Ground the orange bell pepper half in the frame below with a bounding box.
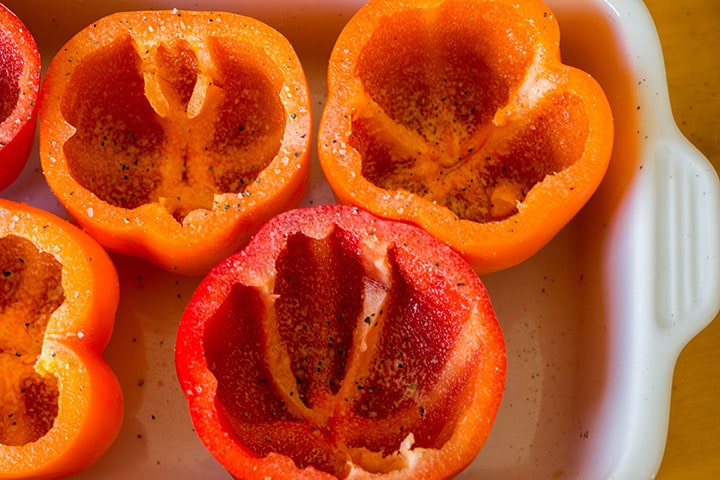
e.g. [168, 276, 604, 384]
[39, 10, 311, 276]
[0, 3, 40, 191]
[0, 199, 122, 480]
[319, 0, 614, 274]
[176, 204, 506, 480]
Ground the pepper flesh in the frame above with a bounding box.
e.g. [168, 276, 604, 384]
[176, 205, 506, 480]
[39, 10, 311, 275]
[0, 199, 122, 480]
[318, 0, 614, 273]
[0, 3, 40, 191]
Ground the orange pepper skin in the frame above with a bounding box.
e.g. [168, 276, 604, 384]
[318, 0, 614, 274]
[39, 10, 311, 276]
[0, 199, 122, 480]
[0, 3, 40, 192]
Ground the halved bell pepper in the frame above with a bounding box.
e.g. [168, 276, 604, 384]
[0, 3, 40, 191]
[176, 204, 506, 480]
[318, 0, 614, 274]
[0, 199, 122, 480]
[39, 10, 311, 275]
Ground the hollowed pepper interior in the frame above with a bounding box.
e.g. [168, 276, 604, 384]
[348, 2, 590, 222]
[204, 226, 479, 477]
[0, 29, 23, 127]
[0, 235, 62, 446]
[61, 34, 286, 223]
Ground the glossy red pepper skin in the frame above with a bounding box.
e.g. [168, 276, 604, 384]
[176, 204, 506, 480]
[0, 3, 40, 191]
[0, 199, 123, 480]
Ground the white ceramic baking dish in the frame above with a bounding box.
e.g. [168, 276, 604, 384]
[2, 0, 718, 479]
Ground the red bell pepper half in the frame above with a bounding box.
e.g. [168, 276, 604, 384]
[176, 204, 506, 480]
[0, 3, 40, 191]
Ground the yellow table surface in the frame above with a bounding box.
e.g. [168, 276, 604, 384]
[644, 0, 720, 478]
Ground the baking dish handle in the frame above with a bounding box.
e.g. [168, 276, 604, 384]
[652, 130, 720, 345]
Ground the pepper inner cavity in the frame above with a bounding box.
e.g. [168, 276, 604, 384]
[205, 227, 470, 477]
[350, 2, 588, 223]
[0, 235, 62, 446]
[0, 29, 23, 125]
[61, 34, 285, 223]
